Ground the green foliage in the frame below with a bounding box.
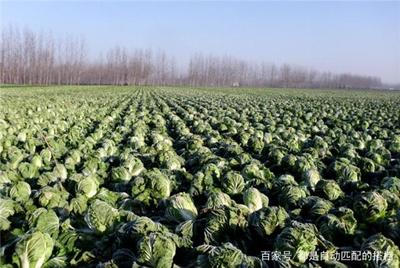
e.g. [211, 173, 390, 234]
[13, 231, 54, 268]
[75, 175, 99, 198]
[29, 208, 60, 238]
[1, 86, 399, 267]
[165, 192, 198, 222]
[131, 169, 173, 206]
[10, 181, 31, 202]
[274, 221, 318, 264]
[353, 191, 388, 223]
[221, 171, 245, 195]
[135, 233, 176, 268]
[249, 206, 289, 237]
[84, 199, 119, 233]
[197, 243, 264, 268]
[242, 187, 269, 212]
[317, 207, 357, 242]
[0, 198, 16, 230]
[361, 234, 400, 268]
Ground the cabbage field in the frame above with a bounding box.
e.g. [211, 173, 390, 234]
[0, 86, 400, 268]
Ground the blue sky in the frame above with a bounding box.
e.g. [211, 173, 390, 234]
[1, 1, 399, 83]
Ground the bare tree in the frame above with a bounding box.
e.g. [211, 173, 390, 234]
[0, 25, 383, 89]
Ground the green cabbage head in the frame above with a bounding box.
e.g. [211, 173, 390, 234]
[242, 187, 269, 212]
[136, 233, 176, 268]
[14, 231, 54, 268]
[354, 191, 388, 223]
[274, 221, 318, 264]
[205, 192, 232, 209]
[10, 181, 31, 202]
[84, 199, 119, 233]
[165, 192, 198, 223]
[76, 175, 99, 198]
[221, 171, 245, 195]
[317, 207, 357, 242]
[249, 206, 289, 237]
[361, 234, 400, 268]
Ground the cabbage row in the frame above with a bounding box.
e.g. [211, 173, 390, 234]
[0, 86, 400, 268]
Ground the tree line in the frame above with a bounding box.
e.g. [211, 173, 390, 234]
[1, 26, 382, 89]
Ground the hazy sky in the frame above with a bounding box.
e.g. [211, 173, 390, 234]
[1, 1, 399, 83]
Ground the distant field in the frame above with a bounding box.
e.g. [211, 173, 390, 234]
[1, 86, 400, 267]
